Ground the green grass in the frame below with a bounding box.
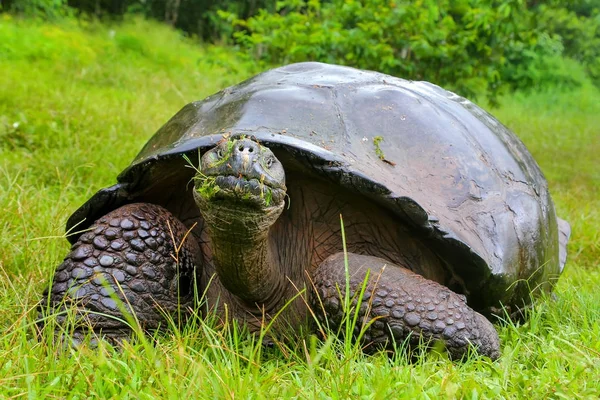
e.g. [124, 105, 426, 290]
[1, 15, 599, 398]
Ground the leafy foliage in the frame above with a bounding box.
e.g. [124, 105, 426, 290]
[2, 0, 71, 19]
[531, 1, 600, 84]
[3, 0, 278, 40]
[230, 0, 599, 99]
[4, 0, 599, 97]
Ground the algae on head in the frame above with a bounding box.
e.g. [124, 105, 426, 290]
[258, 173, 273, 206]
[262, 186, 273, 206]
[190, 136, 277, 205]
[205, 136, 237, 169]
[195, 175, 220, 199]
[183, 152, 222, 200]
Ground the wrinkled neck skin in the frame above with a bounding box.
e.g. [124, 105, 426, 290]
[195, 191, 286, 312]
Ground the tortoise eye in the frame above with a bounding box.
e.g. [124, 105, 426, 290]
[216, 149, 224, 158]
[266, 158, 274, 168]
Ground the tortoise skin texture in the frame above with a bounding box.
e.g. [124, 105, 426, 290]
[41, 62, 569, 359]
[313, 253, 500, 359]
[41, 204, 199, 338]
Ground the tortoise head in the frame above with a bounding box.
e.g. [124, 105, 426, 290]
[193, 137, 287, 234]
[192, 137, 289, 304]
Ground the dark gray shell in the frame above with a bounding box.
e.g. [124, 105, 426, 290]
[67, 62, 568, 313]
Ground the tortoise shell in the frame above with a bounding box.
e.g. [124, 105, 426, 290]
[67, 62, 568, 314]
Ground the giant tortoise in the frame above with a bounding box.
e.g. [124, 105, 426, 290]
[41, 62, 570, 360]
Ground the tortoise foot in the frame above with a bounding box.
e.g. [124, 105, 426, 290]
[312, 253, 500, 360]
[39, 203, 200, 342]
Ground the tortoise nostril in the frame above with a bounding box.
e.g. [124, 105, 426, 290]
[237, 143, 257, 153]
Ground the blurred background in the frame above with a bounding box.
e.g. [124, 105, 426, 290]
[2, 0, 599, 101]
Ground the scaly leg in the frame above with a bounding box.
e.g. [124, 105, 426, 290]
[312, 253, 500, 359]
[40, 203, 200, 344]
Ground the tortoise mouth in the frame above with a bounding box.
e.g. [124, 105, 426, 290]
[195, 174, 286, 209]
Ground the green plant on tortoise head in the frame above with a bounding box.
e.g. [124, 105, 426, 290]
[183, 136, 237, 173]
[183, 153, 222, 201]
[195, 175, 274, 205]
[204, 136, 238, 169]
[196, 176, 221, 200]
[183, 137, 274, 204]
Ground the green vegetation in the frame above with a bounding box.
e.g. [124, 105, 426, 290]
[4, 0, 600, 99]
[261, 184, 273, 207]
[372, 136, 385, 160]
[230, 0, 600, 101]
[195, 175, 221, 201]
[1, 15, 599, 398]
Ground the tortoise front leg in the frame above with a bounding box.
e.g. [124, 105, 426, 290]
[40, 203, 200, 344]
[312, 253, 500, 360]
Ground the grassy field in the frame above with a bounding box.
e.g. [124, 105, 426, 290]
[1, 15, 599, 398]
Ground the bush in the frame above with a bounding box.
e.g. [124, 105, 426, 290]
[532, 2, 600, 84]
[230, 0, 566, 100]
[3, 0, 71, 19]
[65, 0, 277, 42]
[4, 0, 598, 98]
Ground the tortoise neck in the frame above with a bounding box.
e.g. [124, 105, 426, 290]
[201, 203, 286, 307]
